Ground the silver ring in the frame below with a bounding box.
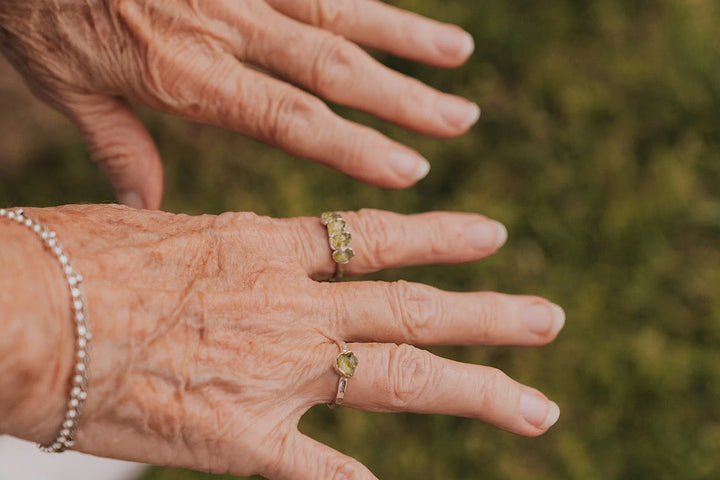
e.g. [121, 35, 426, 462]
[330, 342, 358, 407]
[320, 212, 354, 281]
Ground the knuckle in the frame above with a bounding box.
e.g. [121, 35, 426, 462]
[134, 41, 236, 113]
[351, 209, 400, 270]
[95, 151, 135, 179]
[312, 0, 355, 30]
[387, 344, 436, 409]
[143, 47, 217, 111]
[326, 458, 364, 480]
[478, 367, 511, 412]
[477, 293, 502, 340]
[263, 88, 324, 147]
[387, 281, 439, 343]
[425, 217, 457, 257]
[393, 80, 432, 120]
[310, 34, 357, 95]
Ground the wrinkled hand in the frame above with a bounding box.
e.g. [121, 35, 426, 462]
[0, 1, 481, 209]
[17, 205, 563, 480]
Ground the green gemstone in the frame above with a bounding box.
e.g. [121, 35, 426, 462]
[327, 219, 346, 235]
[336, 351, 359, 377]
[333, 248, 354, 264]
[331, 233, 351, 250]
[321, 212, 341, 225]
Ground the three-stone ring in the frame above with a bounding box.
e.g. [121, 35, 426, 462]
[331, 342, 359, 407]
[320, 211, 354, 281]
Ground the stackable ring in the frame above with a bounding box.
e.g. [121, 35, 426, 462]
[331, 342, 358, 407]
[320, 212, 354, 281]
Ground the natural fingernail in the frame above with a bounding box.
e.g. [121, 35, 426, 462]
[435, 29, 475, 59]
[523, 303, 566, 336]
[118, 191, 144, 209]
[388, 151, 431, 182]
[438, 97, 481, 130]
[466, 220, 507, 250]
[521, 393, 560, 429]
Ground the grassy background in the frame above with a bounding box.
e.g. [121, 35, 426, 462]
[2, 0, 720, 478]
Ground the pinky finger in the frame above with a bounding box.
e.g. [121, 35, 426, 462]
[270, 433, 378, 480]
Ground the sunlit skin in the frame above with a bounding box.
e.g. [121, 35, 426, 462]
[0, 205, 563, 480]
[0, 0, 481, 209]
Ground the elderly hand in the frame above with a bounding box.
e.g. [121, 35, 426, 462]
[3, 205, 563, 479]
[0, 1, 480, 209]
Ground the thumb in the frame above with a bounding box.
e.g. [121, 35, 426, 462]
[66, 94, 164, 210]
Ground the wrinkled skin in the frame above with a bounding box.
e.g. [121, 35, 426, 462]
[0, 0, 480, 209]
[2, 205, 564, 480]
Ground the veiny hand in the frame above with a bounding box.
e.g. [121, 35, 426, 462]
[10, 205, 563, 479]
[0, 1, 481, 209]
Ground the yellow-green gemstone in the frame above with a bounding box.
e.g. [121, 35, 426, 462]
[321, 212, 341, 225]
[327, 219, 346, 235]
[332, 248, 354, 264]
[336, 351, 359, 377]
[331, 233, 351, 250]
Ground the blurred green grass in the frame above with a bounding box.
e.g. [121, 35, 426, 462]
[2, 0, 720, 479]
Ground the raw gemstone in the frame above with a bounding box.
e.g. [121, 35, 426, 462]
[327, 219, 346, 235]
[331, 232, 351, 250]
[336, 351, 359, 377]
[321, 212, 341, 225]
[332, 248, 355, 264]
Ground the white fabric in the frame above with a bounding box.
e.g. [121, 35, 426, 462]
[0, 436, 146, 480]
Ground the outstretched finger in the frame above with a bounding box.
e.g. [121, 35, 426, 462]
[266, 0, 475, 68]
[241, 10, 480, 138]
[315, 343, 560, 437]
[323, 282, 565, 346]
[64, 94, 164, 210]
[281, 209, 507, 280]
[145, 54, 430, 189]
[269, 432, 378, 480]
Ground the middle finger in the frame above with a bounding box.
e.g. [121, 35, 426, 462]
[315, 342, 561, 437]
[323, 281, 566, 347]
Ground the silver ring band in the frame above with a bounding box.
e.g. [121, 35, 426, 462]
[330, 342, 358, 407]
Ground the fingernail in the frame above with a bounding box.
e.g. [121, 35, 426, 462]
[388, 151, 431, 182]
[521, 393, 560, 429]
[466, 220, 507, 250]
[435, 29, 475, 59]
[118, 191, 143, 209]
[438, 97, 481, 130]
[523, 303, 566, 336]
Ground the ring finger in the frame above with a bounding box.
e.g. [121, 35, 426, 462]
[316, 342, 561, 437]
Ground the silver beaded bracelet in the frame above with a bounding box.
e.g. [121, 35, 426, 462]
[0, 208, 91, 453]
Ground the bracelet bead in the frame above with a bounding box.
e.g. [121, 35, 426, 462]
[0, 208, 90, 453]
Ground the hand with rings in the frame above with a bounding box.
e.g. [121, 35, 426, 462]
[3, 205, 563, 479]
[0, 0, 479, 209]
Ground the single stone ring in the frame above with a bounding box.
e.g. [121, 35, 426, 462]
[320, 211, 354, 281]
[331, 342, 359, 407]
